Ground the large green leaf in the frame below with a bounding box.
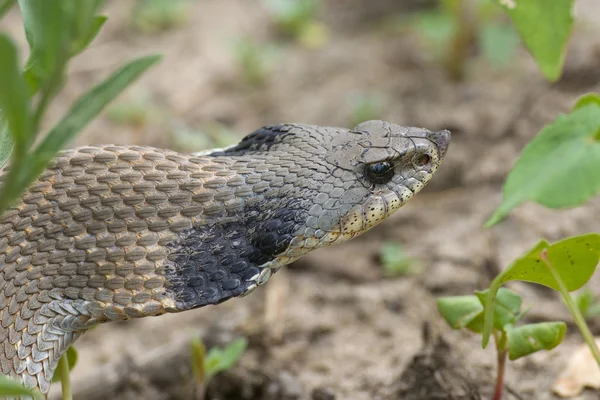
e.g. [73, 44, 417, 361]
[486, 100, 600, 226]
[0, 34, 32, 157]
[495, 0, 573, 81]
[481, 234, 600, 347]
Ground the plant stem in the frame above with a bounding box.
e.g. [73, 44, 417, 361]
[492, 330, 507, 400]
[444, 0, 476, 81]
[541, 250, 600, 367]
[57, 354, 72, 400]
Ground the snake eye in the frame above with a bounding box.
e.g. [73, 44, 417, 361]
[365, 161, 395, 184]
[414, 154, 431, 167]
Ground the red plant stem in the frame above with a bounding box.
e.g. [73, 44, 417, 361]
[492, 348, 507, 400]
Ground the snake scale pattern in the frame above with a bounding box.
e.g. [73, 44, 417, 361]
[0, 120, 449, 395]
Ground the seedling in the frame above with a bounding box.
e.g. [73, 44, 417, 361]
[130, 0, 190, 34]
[348, 92, 382, 129]
[262, 0, 328, 49]
[439, 287, 565, 400]
[378, 242, 420, 277]
[230, 37, 279, 87]
[479, 235, 600, 366]
[190, 336, 248, 399]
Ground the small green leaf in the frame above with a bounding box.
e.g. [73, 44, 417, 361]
[482, 234, 600, 347]
[35, 54, 161, 162]
[378, 242, 417, 276]
[479, 22, 519, 66]
[495, 0, 574, 81]
[486, 102, 600, 226]
[52, 346, 78, 382]
[476, 288, 522, 331]
[412, 10, 454, 50]
[0, 375, 42, 398]
[506, 322, 566, 360]
[437, 295, 484, 330]
[204, 338, 248, 381]
[216, 338, 248, 371]
[0, 34, 32, 157]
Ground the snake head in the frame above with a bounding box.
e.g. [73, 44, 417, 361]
[279, 120, 450, 253]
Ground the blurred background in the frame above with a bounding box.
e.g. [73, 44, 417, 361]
[3, 0, 600, 399]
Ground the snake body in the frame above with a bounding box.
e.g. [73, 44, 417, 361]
[0, 120, 449, 394]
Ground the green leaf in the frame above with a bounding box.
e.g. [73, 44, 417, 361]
[506, 322, 566, 360]
[476, 288, 522, 331]
[495, 0, 574, 81]
[0, 375, 42, 398]
[575, 289, 594, 317]
[378, 242, 417, 276]
[0, 34, 32, 157]
[573, 93, 600, 111]
[18, 0, 70, 87]
[437, 295, 484, 330]
[479, 22, 519, 67]
[204, 338, 248, 381]
[35, 54, 161, 162]
[71, 15, 107, 56]
[412, 10, 454, 49]
[52, 346, 78, 382]
[486, 102, 600, 226]
[481, 234, 600, 347]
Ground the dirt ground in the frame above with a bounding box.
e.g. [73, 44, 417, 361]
[3, 0, 600, 399]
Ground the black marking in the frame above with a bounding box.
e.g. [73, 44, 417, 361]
[210, 125, 293, 155]
[165, 200, 304, 310]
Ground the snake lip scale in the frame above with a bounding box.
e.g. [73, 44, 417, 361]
[0, 120, 449, 394]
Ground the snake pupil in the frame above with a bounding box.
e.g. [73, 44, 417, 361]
[366, 161, 394, 184]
